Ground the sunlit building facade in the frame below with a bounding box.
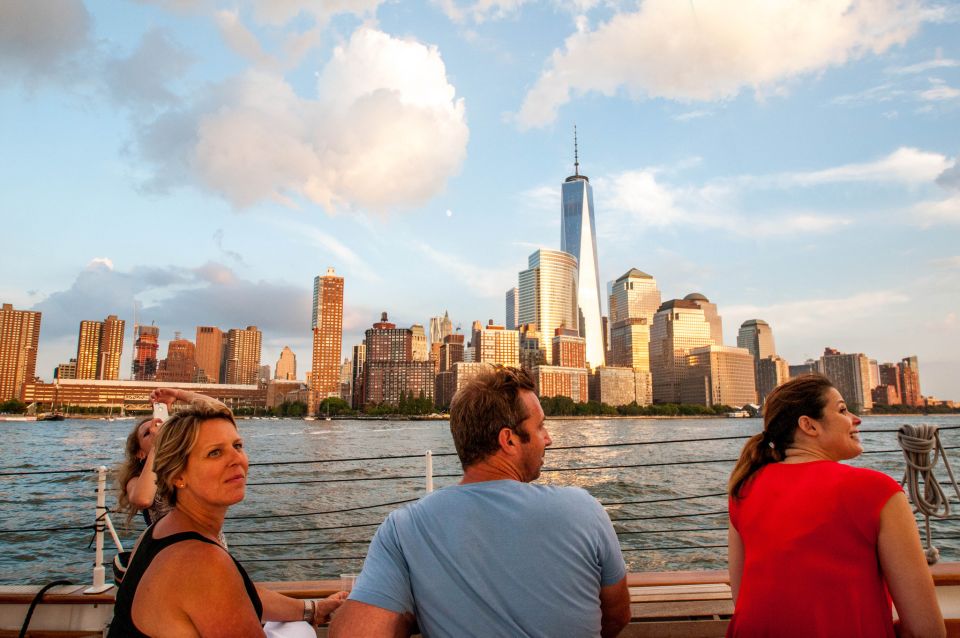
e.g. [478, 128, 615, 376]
[737, 319, 775, 360]
[310, 268, 344, 413]
[275, 346, 297, 380]
[0, 304, 41, 401]
[681, 345, 757, 407]
[473, 321, 520, 368]
[505, 287, 519, 329]
[132, 325, 160, 381]
[684, 294, 723, 346]
[560, 148, 605, 369]
[224, 326, 262, 386]
[820, 347, 873, 412]
[195, 326, 224, 383]
[534, 365, 589, 403]
[518, 249, 578, 365]
[756, 355, 790, 404]
[411, 324, 429, 362]
[650, 299, 714, 404]
[157, 338, 199, 383]
[589, 366, 652, 407]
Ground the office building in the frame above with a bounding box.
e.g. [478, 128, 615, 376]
[737, 319, 775, 360]
[411, 324, 429, 362]
[436, 361, 494, 409]
[552, 327, 585, 368]
[756, 355, 789, 404]
[650, 299, 714, 404]
[274, 346, 296, 380]
[589, 366, 653, 407]
[309, 268, 344, 413]
[789, 360, 820, 377]
[351, 343, 366, 408]
[900, 356, 922, 407]
[25, 378, 265, 412]
[76, 320, 102, 380]
[517, 249, 578, 365]
[819, 348, 872, 411]
[157, 337, 199, 383]
[362, 313, 434, 407]
[195, 326, 225, 383]
[132, 325, 160, 381]
[681, 345, 757, 407]
[518, 323, 546, 373]
[0, 304, 41, 401]
[75, 315, 125, 381]
[505, 288, 519, 329]
[439, 333, 465, 372]
[684, 294, 722, 345]
[224, 326, 262, 386]
[877, 363, 902, 405]
[55, 359, 77, 380]
[560, 131, 605, 368]
[608, 268, 660, 373]
[534, 365, 589, 403]
[473, 320, 520, 368]
[429, 311, 453, 345]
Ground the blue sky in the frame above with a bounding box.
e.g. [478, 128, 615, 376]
[1, 0, 958, 399]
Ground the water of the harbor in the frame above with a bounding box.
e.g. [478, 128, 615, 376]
[1, 415, 959, 585]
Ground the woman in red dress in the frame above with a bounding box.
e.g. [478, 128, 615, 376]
[727, 374, 943, 637]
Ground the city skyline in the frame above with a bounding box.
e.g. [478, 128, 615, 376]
[1, 1, 958, 397]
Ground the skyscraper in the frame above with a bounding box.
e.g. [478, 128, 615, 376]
[0, 304, 41, 401]
[736, 319, 776, 360]
[411, 324, 428, 361]
[505, 287, 519, 329]
[362, 312, 434, 407]
[310, 268, 344, 413]
[900, 356, 922, 407]
[608, 268, 661, 372]
[473, 320, 520, 368]
[517, 249, 578, 365]
[132, 324, 159, 381]
[684, 294, 722, 345]
[75, 315, 125, 381]
[650, 299, 714, 404]
[560, 129, 605, 368]
[224, 326, 262, 385]
[275, 346, 297, 380]
[429, 311, 453, 345]
[681, 345, 757, 407]
[820, 347, 872, 412]
[156, 337, 199, 383]
[195, 326, 225, 383]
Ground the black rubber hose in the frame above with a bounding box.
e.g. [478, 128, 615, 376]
[19, 579, 73, 638]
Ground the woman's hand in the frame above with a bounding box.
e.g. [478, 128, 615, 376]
[149, 388, 181, 408]
[313, 592, 349, 626]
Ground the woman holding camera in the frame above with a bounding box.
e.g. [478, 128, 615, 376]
[109, 397, 345, 636]
[726, 374, 943, 637]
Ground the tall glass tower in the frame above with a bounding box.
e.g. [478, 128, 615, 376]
[560, 128, 605, 368]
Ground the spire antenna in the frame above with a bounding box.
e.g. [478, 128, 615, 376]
[573, 124, 580, 176]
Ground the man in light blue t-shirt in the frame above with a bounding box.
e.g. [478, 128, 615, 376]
[330, 366, 631, 638]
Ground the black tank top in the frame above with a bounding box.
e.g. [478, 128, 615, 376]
[108, 525, 262, 637]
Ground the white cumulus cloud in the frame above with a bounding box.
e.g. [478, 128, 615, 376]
[137, 28, 469, 213]
[516, 0, 941, 128]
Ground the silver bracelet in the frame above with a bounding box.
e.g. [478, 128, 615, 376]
[302, 599, 316, 623]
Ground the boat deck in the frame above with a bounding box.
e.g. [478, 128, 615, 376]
[3, 564, 960, 637]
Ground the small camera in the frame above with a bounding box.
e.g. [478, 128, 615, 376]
[153, 402, 170, 422]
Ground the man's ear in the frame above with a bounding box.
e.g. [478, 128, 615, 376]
[797, 415, 819, 437]
[498, 427, 518, 455]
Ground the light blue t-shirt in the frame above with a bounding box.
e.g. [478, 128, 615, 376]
[350, 480, 626, 638]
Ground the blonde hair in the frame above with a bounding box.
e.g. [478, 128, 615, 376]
[153, 402, 238, 507]
[116, 416, 156, 526]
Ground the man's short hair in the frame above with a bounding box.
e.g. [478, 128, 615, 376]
[449, 366, 537, 469]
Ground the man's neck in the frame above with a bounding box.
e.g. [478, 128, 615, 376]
[460, 456, 525, 484]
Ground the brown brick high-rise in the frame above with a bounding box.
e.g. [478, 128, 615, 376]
[310, 268, 344, 415]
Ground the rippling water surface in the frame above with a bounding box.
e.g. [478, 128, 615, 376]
[1, 415, 958, 585]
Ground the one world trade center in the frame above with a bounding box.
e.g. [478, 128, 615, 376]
[560, 129, 605, 368]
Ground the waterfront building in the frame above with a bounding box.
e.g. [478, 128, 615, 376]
[517, 249, 578, 365]
[789, 360, 820, 377]
[518, 323, 546, 373]
[878, 363, 902, 405]
[156, 337, 199, 383]
[872, 384, 900, 407]
[436, 361, 493, 409]
[195, 326, 225, 383]
[351, 343, 366, 409]
[608, 268, 660, 373]
[473, 320, 520, 368]
[681, 345, 757, 408]
[75, 315, 125, 381]
[411, 324, 429, 362]
[552, 327, 586, 369]
[439, 333, 465, 373]
[589, 366, 652, 407]
[310, 268, 344, 413]
[650, 299, 713, 404]
[24, 378, 265, 412]
[55, 359, 77, 380]
[560, 133, 605, 369]
[534, 365, 589, 403]
[868, 359, 880, 391]
[266, 379, 307, 409]
[429, 341, 442, 374]
[340, 358, 353, 403]
[463, 346, 475, 362]
[0, 303, 41, 401]
[132, 324, 159, 381]
[362, 313, 434, 407]
[429, 311, 453, 345]
[736, 319, 775, 360]
[224, 326, 262, 386]
[275, 346, 297, 380]
[819, 348, 872, 412]
[505, 288, 519, 329]
[756, 355, 789, 404]
[900, 356, 922, 407]
[683, 294, 722, 345]
[258, 364, 271, 383]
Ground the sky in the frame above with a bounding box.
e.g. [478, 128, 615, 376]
[1, 0, 959, 399]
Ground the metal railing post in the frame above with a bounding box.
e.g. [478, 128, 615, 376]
[425, 450, 434, 493]
[84, 465, 112, 593]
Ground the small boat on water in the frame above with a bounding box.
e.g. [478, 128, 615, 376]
[37, 412, 65, 421]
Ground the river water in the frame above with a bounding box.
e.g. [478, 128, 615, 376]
[1, 415, 959, 585]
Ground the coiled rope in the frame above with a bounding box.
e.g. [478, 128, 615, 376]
[898, 424, 960, 564]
